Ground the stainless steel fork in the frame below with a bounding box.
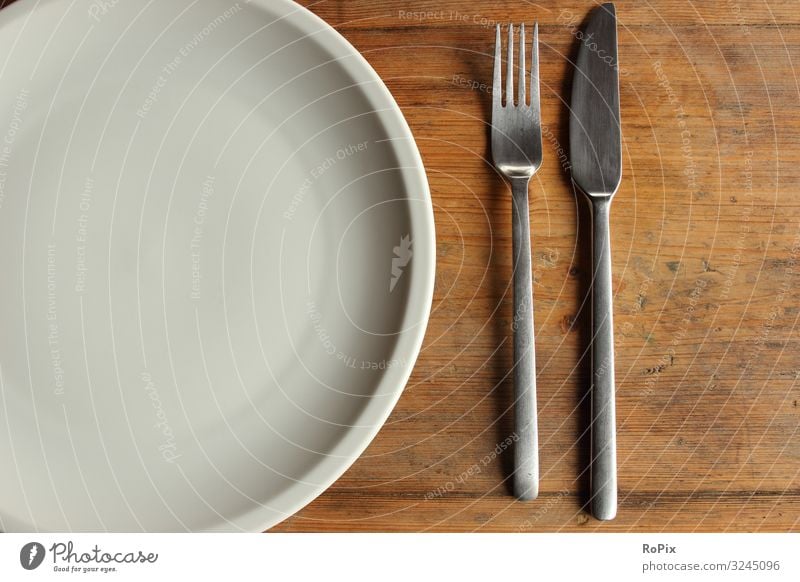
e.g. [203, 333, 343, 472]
[491, 23, 543, 501]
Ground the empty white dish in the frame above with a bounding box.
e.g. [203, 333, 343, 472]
[0, 0, 434, 531]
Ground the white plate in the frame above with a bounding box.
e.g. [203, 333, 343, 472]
[0, 0, 434, 531]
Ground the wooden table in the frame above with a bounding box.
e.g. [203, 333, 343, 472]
[0, 0, 795, 535]
[273, 0, 800, 532]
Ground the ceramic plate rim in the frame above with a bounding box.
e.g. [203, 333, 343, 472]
[0, 0, 436, 532]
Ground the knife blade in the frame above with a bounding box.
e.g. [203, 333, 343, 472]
[570, 3, 622, 196]
[569, 2, 622, 521]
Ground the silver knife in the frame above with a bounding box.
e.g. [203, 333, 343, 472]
[569, 2, 622, 521]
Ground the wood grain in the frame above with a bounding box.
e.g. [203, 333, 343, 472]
[3, 0, 793, 532]
[272, 0, 800, 532]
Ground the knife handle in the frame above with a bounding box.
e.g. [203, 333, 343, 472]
[511, 177, 538, 501]
[589, 196, 617, 520]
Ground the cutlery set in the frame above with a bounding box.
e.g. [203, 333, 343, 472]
[491, 4, 622, 520]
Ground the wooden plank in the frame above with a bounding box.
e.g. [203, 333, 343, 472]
[282, 0, 800, 532]
[3, 0, 794, 532]
[274, 493, 800, 532]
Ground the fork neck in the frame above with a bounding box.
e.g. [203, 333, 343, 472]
[509, 175, 532, 199]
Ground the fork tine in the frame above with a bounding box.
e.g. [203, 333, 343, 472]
[518, 24, 526, 107]
[530, 22, 540, 116]
[506, 24, 514, 107]
[493, 24, 502, 109]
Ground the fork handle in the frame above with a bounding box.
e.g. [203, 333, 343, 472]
[589, 196, 617, 520]
[511, 177, 538, 501]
